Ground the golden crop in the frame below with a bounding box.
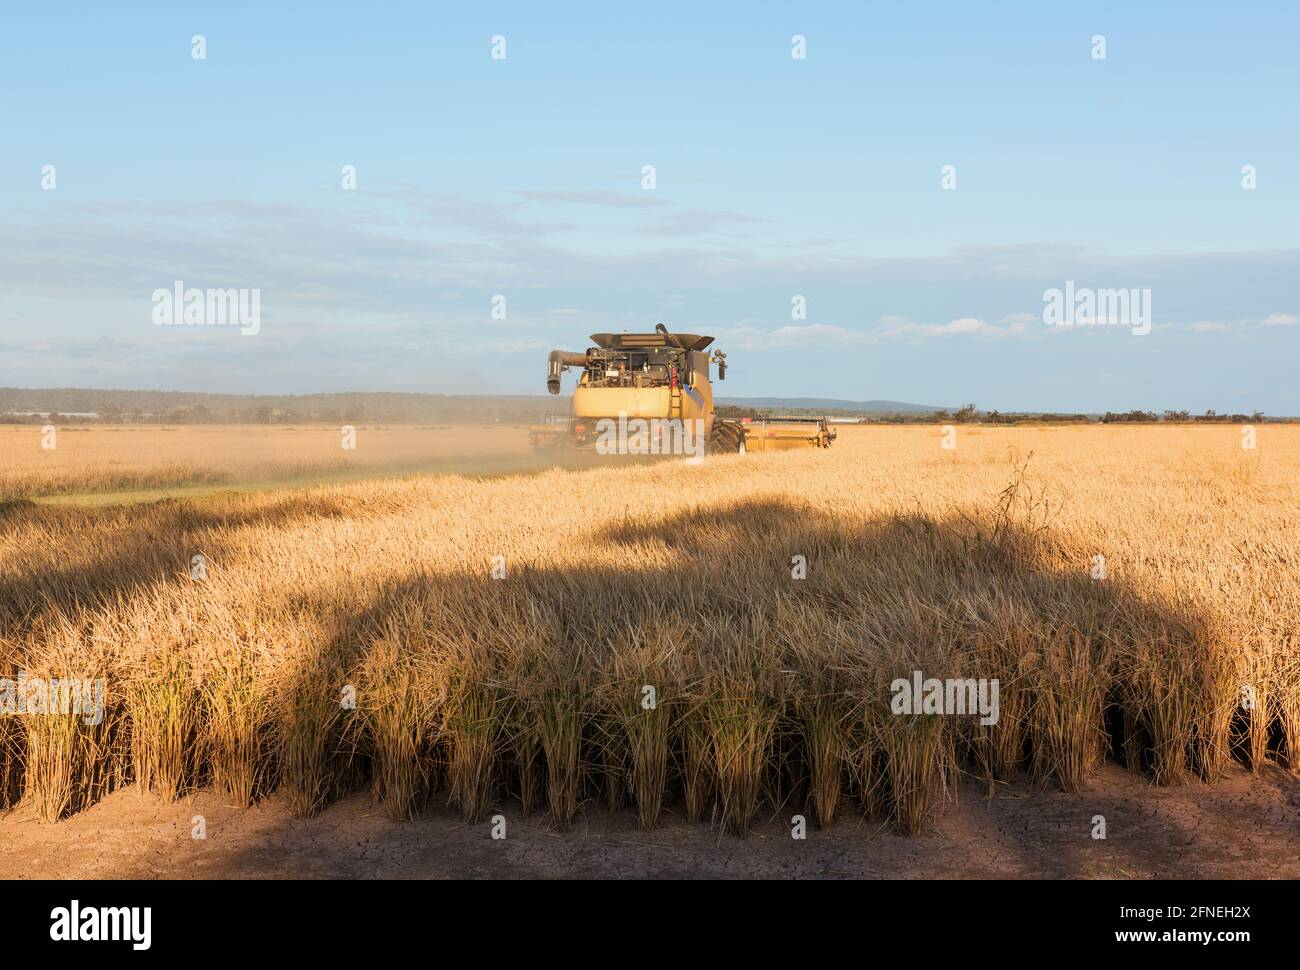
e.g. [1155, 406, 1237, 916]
[1, 424, 1296, 835]
[0, 424, 537, 500]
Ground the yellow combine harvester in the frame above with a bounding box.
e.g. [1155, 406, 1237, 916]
[532, 324, 836, 455]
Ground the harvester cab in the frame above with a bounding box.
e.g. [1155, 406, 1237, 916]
[532, 324, 833, 455]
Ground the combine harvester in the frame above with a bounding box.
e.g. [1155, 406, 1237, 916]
[532, 324, 836, 455]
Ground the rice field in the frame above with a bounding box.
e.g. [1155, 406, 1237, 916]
[0, 423, 1296, 837]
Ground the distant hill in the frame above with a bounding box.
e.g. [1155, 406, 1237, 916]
[0, 387, 949, 423]
[718, 397, 948, 414]
[0, 387, 554, 424]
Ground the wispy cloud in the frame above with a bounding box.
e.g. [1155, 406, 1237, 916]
[877, 316, 1036, 339]
[3, 191, 1298, 406]
[713, 323, 876, 349]
[512, 189, 667, 209]
[641, 208, 766, 237]
[1186, 315, 1297, 332]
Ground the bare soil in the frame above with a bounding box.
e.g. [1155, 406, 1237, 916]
[2, 763, 1296, 879]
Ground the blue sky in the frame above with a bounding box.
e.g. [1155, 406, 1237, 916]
[2, 1, 1298, 412]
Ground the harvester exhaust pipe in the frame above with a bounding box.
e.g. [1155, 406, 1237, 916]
[547, 350, 587, 394]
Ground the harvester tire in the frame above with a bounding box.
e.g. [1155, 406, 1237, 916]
[709, 420, 746, 455]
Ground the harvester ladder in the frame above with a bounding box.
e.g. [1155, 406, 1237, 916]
[669, 368, 683, 419]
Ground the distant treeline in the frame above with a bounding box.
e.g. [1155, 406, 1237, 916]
[914, 405, 1271, 425]
[1094, 409, 1267, 424]
[717, 403, 1280, 424]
